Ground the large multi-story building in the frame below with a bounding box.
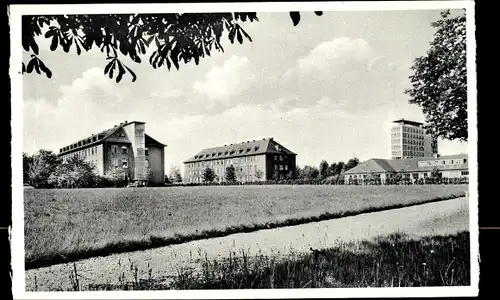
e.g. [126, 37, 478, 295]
[183, 137, 297, 183]
[344, 154, 469, 184]
[57, 121, 166, 185]
[390, 119, 438, 159]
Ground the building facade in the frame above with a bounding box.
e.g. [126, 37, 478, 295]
[390, 119, 438, 159]
[344, 154, 468, 184]
[183, 138, 297, 183]
[58, 121, 166, 185]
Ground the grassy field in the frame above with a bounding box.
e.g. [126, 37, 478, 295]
[74, 231, 470, 290]
[24, 185, 467, 269]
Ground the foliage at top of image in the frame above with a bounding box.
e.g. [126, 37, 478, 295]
[405, 10, 467, 142]
[22, 11, 323, 82]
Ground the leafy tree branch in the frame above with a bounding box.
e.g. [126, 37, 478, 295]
[21, 11, 322, 82]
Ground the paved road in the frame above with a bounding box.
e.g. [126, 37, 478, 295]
[25, 197, 469, 291]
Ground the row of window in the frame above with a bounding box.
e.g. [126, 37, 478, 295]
[111, 158, 151, 169]
[274, 164, 289, 171]
[189, 165, 257, 176]
[273, 155, 287, 161]
[194, 147, 261, 160]
[349, 170, 468, 179]
[392, 139, 425, 146]
[110, 145, 151, 156]
[391, 126, 424, 134]
[417, 158, 467, 168]
[62, 146, 99, 162]
[186, 157, 257, 169]
[111, 145, 128, 155]
[112, 158, 128, 168]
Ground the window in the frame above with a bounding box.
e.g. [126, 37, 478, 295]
[111, 145, 117, 154]
[285, 165, 288, 171]
[122, 159, 128, 168]
[274, 155, 277, 161]
[145, 159, 149, 168]
[113, 159, 118, 167]
[122, 146, 128, 154]
[274, 165, 278, 171]
[279, 165, 284, 171]
[145, 148, 149, 156]
[461, 171, 469, 176]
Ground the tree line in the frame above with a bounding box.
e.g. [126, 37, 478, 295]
[179, 157, 361, 184]
[23, 149, 153, 188]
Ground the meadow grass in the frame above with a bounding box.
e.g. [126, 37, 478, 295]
[84, 231, 471, 290]
[24, 185, 467, 269]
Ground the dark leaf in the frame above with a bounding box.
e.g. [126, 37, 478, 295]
[240, 27, 252, 42]
[116, 60, 125, 83]
[289, 11, 301, 26]
[314, 11, 323, 16]
[119, 40, 128, 56]
[50, 35, 58, 51]
[23, 41, 30, 52]
[27, 59, 35, 73]
[34, 60, 41, 74]
[109, 60, 116, 79]
[44, 29, 56, 38]
[236, 28, 243, 44]
[228, 26, 236, 43]
[123, 64, 137, 82]
[138, 40, 146, 55]
[149, 52, 156, 66]
[38, 59, 52, 78]
[31, 41, 39, 55]
[166, 57, 172, 70]
[22, 62, 26, 74]
[104, 59, 114, 74]
[131, 53, 141, 63]
[155, 36, 161, 49]
[145, 35, 154, 46]
[76, 43, 82, 55]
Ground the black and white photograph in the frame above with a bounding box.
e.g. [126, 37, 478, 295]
[10, 1, 478, 298]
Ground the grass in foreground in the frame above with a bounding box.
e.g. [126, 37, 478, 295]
[82, 231, 470, 290]
[25, 185, 467, 269]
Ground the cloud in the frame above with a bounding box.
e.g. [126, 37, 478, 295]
[23, 67, 136, 154]
[149, 88, 183, 99]
[192, 55, 256, 106]
[295, 37, 374, 74]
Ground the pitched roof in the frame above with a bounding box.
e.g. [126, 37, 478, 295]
[184, 138, 296, 163]
[345, 154, 468, 174]
[145, 134, 166, 147]
[58, 121, 151, 155]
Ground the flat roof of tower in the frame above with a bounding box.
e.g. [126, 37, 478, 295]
[392, 119, 424, 127]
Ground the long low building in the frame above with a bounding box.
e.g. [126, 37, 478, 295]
[344, 154, 469, 184]
[183, 137, 297, 183]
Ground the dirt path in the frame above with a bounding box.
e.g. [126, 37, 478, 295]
[25, 197, 469, 291]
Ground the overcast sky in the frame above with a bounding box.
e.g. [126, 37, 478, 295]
[22, 9, 468, 172]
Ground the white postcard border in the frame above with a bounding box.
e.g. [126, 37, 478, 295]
[10, 1, 478, 299]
